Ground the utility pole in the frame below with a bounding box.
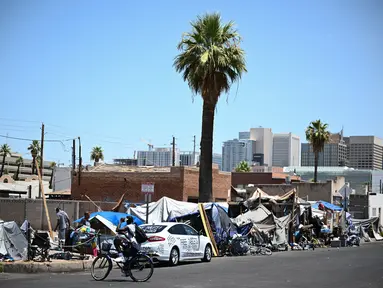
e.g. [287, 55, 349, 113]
[171, 136, 176, 166]
[72, 139, 76, 175]
[78, 137, 82, 185]
[193, 135, 196, 166]
[39, 123, 45, 198]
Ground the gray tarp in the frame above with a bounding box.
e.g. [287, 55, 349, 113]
[0, 221, 28, 260]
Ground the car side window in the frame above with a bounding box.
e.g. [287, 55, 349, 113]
[168, 224, 187, 235]
[183, 225, 198, 236]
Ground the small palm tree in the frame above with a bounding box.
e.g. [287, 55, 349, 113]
[90, 146, 104, 166]
[49, 161, 56, 189]
[13, 156, 24, 180]
[28, 140, 41, 175]
[0, 144, 12, 177]
[305, 120, 330, 183]
[235, 161, 251, 172]
[174, 13, 247, 202]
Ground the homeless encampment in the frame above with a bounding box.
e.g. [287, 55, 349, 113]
[127, 197, 235, 245]
[0, 221, 28, 261]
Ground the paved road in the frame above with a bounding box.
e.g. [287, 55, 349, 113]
[1, 243, 383, 288]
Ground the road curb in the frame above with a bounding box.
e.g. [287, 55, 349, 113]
[0, 259, 93, 273]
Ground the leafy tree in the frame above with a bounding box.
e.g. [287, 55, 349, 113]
[90, 146, 104, 166]
[235, 161, 251, 172]
[13, 156, 24, 180]
[174, 13, 247, 201]
[305, 120, 330, 183]
[0, 144, 11, 177]
[28, 140, 41, 175]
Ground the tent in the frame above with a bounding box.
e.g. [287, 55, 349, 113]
[0, 221, 28, 260]
[126, 196, 228, 224]
[74, 211, 143, 235]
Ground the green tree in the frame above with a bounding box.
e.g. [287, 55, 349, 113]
[174, 13, 247, 202]
[13, 156, 24, 181]
[0, 144, 11, 177]
[305, 120, 330, 183]
[49, 161, 56, 189]
[235, 161, 251, 172]
[28, 140, 41, 175]
[90, 146, 104, 166]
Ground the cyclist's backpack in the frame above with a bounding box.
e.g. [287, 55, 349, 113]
[134, 224, 148, 244]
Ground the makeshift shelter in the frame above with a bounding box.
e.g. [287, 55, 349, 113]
[127, 197, 228, 224]
[311, 201, 342, 212]
[0, 221, 28, 260]
[233, 204, 291, 245]
[350, 217, 382, 242]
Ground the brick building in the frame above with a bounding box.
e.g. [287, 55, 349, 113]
[71, 165, 231, 203]
[232, 172, 301, 188]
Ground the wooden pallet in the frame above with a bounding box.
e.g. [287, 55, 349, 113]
[198, 203, 218, 257]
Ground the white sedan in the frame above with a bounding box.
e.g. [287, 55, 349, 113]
[140, 222, 213, 266]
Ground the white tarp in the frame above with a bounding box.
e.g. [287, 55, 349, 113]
[126, 197, 228, 224]
[0, 221, 28, 260]
[232, 204, 271, 226]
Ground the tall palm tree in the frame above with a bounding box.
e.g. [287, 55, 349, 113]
[13, 156, 24, 180]
[90, 146, 104, 166]
[305, 120, 330, 183]
[174, 13, 247, 202]
[0, 144, 12, 177]
[28, 140, 41, 175]
[235, 161, 251, 172]
[49, 161, 56, 189]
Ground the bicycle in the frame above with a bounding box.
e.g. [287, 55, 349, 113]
[91, 241, 154, 282]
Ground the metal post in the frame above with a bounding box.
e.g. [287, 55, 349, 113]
[145, 194, 150, 224]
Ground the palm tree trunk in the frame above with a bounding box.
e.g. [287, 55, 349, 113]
[14, 164, 20, 180]
[0, 154, 6, 177]
[198, 101, 215, 202]
[314, 152, 318, 183]
[32, 156, 36, 175]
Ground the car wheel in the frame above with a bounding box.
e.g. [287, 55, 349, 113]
[202, 245, 212, 262]
[169, 247, 179, 266]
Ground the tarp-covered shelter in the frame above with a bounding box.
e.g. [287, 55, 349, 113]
[350, 217, 382, 242]
[232, 204, 291, 245]
[127, 197, 228, 223]
[74, 211, 143, 235]
[311, 201, 342, 212]
[0, 221, 28, 260]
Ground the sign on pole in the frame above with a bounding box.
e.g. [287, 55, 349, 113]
[141, 183, 155, 194]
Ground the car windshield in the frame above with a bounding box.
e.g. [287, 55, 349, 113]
[141, 225, 167, 234]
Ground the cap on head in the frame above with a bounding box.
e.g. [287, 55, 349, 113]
[56, 207, 60, 213]
[126, 216, 133, 224]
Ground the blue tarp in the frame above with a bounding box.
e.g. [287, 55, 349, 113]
[311, 201, 342, 212]
[74, 211, 144, 227]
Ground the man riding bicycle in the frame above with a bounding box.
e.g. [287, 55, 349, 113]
[114, 216, 141, 263]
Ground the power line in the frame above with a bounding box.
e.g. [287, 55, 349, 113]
[0, 134, 73, 142]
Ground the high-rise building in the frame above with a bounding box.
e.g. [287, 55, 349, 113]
[196, 153, 223, 170]
[212, 153, 223, 170]
[345, 136, 383, 170]
[137, 148, 180, 167]
[180, 151, 199, 166]
[272, 133, 300, 167]
[301, 142, 348, 167]
[238, 131, 250, 140]
[249, 128, 273, 166]
[222, 139, 256, 172]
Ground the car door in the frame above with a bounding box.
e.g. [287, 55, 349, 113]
[182, 224, 203, 259]
[167, 224, 189, 260]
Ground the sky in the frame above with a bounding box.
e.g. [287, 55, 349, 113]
[0, 0, 382, 166]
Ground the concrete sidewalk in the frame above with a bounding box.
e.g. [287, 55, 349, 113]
[0, 259, 93, 273]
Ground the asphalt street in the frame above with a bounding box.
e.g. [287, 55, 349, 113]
[1, 243, 382, 288]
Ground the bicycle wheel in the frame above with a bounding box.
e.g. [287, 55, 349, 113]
[91, 255, 113, 281]
[261, 248, 272, 256]
[128, 254, 154, 282]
